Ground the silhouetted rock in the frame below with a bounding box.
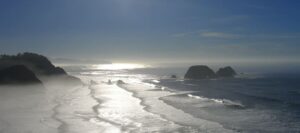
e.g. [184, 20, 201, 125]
[0, 53, 82, 84]
[171, 75, 177, 79]
[107, 79, 112, 85]
[0, 53, 66, 76]
[117, 80, 125, 84]
[184, 65, 217, 79]
[216, 66, 237, 78]
[0, 65, 42, 84]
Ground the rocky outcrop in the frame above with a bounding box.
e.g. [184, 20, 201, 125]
[117, 80, 126, 85]
[0, 53, 66, 76]
[0, 65, 42, 84]
[0, 52, 81, 84]
[171, 75, 177, 79]
[216, 66, 237, 78]
[184, 65, 217, 79]
[184, 65, 237, 79]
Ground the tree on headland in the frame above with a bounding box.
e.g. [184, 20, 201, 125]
[0, 52, 66, 75]
[0, 52, 82, 84]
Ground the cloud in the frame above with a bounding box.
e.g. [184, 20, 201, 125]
[172, 31, 242, 39]
[200, 32, 242, 39]
[252, 34, 300, 39]
[210, 15, 249, 23]
[171, 33, 190, 38]
[172, 30, 300, 40]
[171, 31, 199, 38]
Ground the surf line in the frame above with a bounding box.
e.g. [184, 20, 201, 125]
[87, 82, 126, 131]
[117, 82, 232, 132]
[51, 85, 83, 133]
[115, 83, 181, 126]
[52, 99, 68, 133]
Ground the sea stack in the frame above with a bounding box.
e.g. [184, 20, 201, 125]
[184, 65, 217, 79]
[171, 75, 177, 79]
[216, 66, 237, 78]
[0, 65, 42, 84]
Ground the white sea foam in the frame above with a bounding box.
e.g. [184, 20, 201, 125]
[186, 94, 245, 108]
[118, 82, 236, 133]
[87, 81, 191, 132]
[69, 67, 300, 133]
[152, 79, 160, 83]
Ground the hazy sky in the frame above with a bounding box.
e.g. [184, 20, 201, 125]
[0, 0, 299, 64]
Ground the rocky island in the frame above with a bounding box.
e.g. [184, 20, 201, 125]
[184, 65, 237, 79]
[184, 65, 217, 79]
[216, 66, 237, 78]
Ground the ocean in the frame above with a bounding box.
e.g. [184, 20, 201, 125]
[69, 65, 300, 133]
[1, 64, 299, 133]
[150, 73, 300, 132]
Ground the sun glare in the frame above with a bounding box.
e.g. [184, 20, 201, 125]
[93, 63, 146, 70]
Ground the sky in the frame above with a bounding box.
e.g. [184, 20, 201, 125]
[0, 0, 300, 65]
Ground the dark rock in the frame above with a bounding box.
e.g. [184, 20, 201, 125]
[0, 53, 82, 84]
[216, 66, 237, 78]
[184, 65, 217, 79]
[0, 53, 66, 76]
[117, 80, 125, 84]
[107, 79, 112, 85]
[0, 65, 42, 84]
[171, 75, 177, 78]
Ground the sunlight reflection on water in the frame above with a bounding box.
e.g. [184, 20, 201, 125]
[91, 63, 146, 70]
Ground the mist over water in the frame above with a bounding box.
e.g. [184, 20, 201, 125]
[67, 63, 300, 132]
[0, 62, 299, 133]
[1, 0, 300, 132]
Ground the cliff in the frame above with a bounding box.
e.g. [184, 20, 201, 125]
[0, 65, 42, 84]
[0, 52, 81, 84]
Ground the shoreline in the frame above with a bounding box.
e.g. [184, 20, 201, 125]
[86, 78, 189, 132]
[116, 81, 236, 133]
[87, 84, 124, 131]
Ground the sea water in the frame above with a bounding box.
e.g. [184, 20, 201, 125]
[69, 65, 300, 133]
[1, 65, 298, 133]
